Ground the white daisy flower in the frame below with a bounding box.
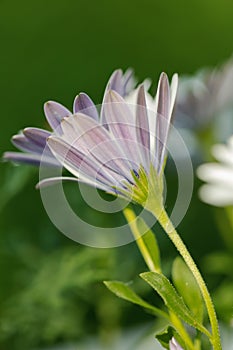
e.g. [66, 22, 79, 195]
[197, 135, 233, 206]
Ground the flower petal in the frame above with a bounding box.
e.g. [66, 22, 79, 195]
[73, 93, 99, 120]
[155, 73, 178, 173]
[155, 73, 170, 171]
[60, 114, 135, 182]
[2, 152, 59, 167]
[102, 90, 142, 169]
[106, 69, 124, 95]
[12, 134, 43, 154]
[197, 163, 233, 185]
[23, 127, 51, 147]
[136, 85, 151, 169]
[47, 136, 127, 190]
[44, 101, 71, 132]
[199, 184, 233, 207]
[36, 176, 80, 189]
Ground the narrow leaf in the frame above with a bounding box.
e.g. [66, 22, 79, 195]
[104, 280, 168, 319]
[140, 272, 210, 337]
[172, 257, 204, 323]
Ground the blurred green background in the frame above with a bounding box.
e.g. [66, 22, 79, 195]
[1, 0, 233, 349]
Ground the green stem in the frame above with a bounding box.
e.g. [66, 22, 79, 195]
[124, 207, 197, 350]
[123, 207, 161, 272]
[155, 208, 222, 350]
[170, 312, 197, 350]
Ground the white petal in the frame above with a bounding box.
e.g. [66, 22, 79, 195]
[199, 184, 233, 207]
[212, 144, 233, 165]
[197, 163, 233, 185]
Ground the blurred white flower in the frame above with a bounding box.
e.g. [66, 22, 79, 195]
[197, 136, 233, 206]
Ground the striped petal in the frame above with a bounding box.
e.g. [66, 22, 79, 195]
[106, 69, 124, 95]
[136, 85, 150, 169]
[61, 114, 135, 181]
[23, 128, 51, 148]
[102, 90, 142, 169]
[12, 127, 56, 163]
[3, 152, 59, 167]
[47, 136, 127, 190]
[155, 73, 178, 173]
[155, 73, 170, 172]
[12, 134, 43, 154]
[73, 93, 99, 120]
[44, 101, 71, 132]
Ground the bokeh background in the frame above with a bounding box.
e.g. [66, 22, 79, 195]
[1, 1, 233, 349]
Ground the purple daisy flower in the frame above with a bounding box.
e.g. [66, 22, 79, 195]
[4, 70, 178, 204]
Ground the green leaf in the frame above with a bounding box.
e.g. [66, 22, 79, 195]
[155, 326, 186, 350]
[172, 257, 204, 323]
[104, 280, 168, 319]
[140, 272, 210, 337]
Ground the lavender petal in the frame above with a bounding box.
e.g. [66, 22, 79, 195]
[102, 90, 141, 168]
[44, 101, 71, 132]
[155, 73, 170, 172]
[106, 69, 124, 95]
[122, 68, 135, 96]
[23, 128, 51, 148]
[136, 85, 150, 168]
[12, 134, 43, 154]
[2, 152, 59, 167]
[61, 114, 136, 182]
[47, 136, 126, 190]
[73, 93, 99, 120]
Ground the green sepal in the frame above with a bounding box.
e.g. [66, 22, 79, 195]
[103, 280, 168, 319]
[172, 257, 204, 323]
[114, 164, 164, 216]
[140, 272, 210, 337]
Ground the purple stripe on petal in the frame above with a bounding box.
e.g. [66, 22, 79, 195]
[136, 85, 150, 170]
[101, 70, 124, 127]
[44, 101, 71, 132]
[102, 90, 142, 167]
[122, 68, 136, 96]
[136, 85, 150, 162]
[103, 90, 136, 140]
[107, 69, 124, 95]
[23, 127, 56, 159]
[61, 114, 136, 182]
[2, 152, 59, 167]
[73, 93, 99, 120]
[23, 128, 51, 148]
[12, 134, 43, 154]
[156, 73, 170, 173]
[47, 136, 124, 190]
